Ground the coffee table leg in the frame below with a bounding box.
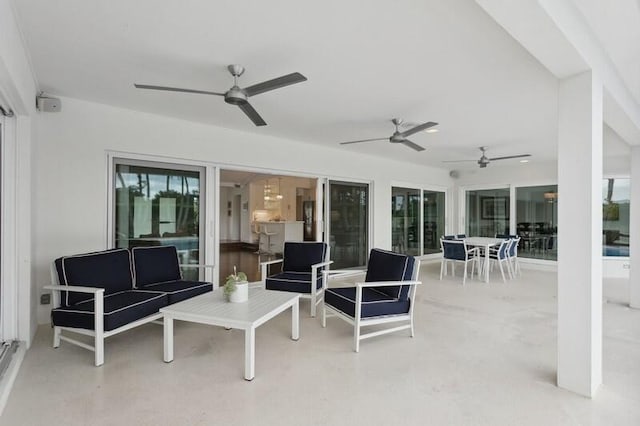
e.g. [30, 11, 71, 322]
[292, 299, 299, 341]
[164, 315, 174, 363]
[244, 327, 255, 381]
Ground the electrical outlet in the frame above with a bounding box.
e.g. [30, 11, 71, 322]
[623, 263, 631, 270]
[40, 293, 51, 305]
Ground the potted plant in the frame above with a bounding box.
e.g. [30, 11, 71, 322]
[224, 266, 249, 303]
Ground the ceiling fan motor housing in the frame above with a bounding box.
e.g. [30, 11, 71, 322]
[224, 87, 248, 105]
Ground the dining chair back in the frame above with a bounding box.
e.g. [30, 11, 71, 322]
[440, 239, 479, 285]
[488, 239, 512, 282]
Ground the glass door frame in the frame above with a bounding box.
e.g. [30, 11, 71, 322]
[0, 113, 18, 343]
[106, 152, 216, 284]
[391, 181, 448, 259]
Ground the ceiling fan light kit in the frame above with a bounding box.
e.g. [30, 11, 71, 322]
[339, 118, 438, 152]
[134, 64, 307, 127]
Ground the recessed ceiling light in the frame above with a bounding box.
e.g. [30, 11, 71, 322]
[425, 128, 439, 133]
[520, 159, 529, 163]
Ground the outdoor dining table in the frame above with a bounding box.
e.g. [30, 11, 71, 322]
[461, 237, 505, 283]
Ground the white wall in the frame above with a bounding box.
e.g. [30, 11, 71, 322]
[33, 96, 453, 323]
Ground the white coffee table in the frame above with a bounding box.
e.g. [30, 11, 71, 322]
[160, 288, 300, 380]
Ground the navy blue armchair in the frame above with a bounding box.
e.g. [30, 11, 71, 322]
[322, 249, 421, 352]
[261, 241, 332, 317]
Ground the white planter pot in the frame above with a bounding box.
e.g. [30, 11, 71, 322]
[229, 281, 249, 303]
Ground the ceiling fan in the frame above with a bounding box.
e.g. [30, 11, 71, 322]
[339, 118, 438, 152]
[134, 64, 307, 126]
[444, 146, 531, 168]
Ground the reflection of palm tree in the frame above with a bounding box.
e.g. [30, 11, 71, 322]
[606, 178, 614, 204]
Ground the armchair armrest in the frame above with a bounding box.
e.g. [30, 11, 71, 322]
[260, 259, 284, 267]
[311, 260, 333, 270]
[355, 280, 421, 288]
[322, 269, 366, 289]
[260, 258, 284, 285]
[322, 269, 366, 278]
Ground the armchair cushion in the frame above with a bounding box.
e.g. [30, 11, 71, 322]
[57, 249, 134, 306]
[364, 249, 415, 300]
[140, 280, 213, 304]
[281, 242, 327, 272]
[132, 246, 182, 287]
[265, 272, 321, 294]
[324, 287, 410, 318]
[51, 290, 168, 331]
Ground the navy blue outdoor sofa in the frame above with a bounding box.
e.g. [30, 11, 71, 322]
[45, 245, 213, 366]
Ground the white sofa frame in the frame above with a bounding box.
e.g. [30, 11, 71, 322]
[45, 263, 214, 366]
[321, 259, 421, 352]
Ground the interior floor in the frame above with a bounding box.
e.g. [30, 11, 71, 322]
[219, 243, 279, 283]
[2, 263, 639, 425]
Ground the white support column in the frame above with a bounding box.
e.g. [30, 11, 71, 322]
[630, 147, 640, 309]
[557, 71, 603, 398]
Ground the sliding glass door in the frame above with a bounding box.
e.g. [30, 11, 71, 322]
[327, 181, 369, 268]
[391, 186, 446, 256]
[515, 185, 557, 260]
[424, 190, 446, 254]
[465, 188, 510, 237]
[392, 187, 421, 256]
[113, 160, 205, 279]
[602, 178, 630, 257]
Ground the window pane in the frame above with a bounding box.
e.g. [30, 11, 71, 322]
[515, 185, 557, 260]
[391, 187, 421, 256]
[424, 190, 445, 254]
[466, 188, 510, 237]
[603, 178, 629, 256]
[329, 181, 368, 268]
[115, 163, 202, 278]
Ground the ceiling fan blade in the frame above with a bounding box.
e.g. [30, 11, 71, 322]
[398, 121, 438, 138]
[401, 139, 425, 152]
[238, 102, 267, 126]
[134, 84, 224, 96]
[244, 72, 307, 97]
[441, 159, 476, 163]
[489, 154, 531, 161]
[340, 137, 387, 145]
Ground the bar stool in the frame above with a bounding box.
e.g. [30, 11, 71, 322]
[260, 225, 278, 255]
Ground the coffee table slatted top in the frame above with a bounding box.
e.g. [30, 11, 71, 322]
[160, 288, 299, 328]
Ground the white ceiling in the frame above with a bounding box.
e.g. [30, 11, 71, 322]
[12, 0, 632, 170]
[572, 0, 640, 103]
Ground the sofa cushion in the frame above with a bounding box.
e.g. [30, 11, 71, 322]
[282, 242, 327, 273]
[131, 246, 182, 287]
[51, 290, 168, 332]
[139, 280, 212, 304]
[59, 249, 134, 306]
[364, 249, 415, 300]
[324, 287, 410, 318]
[265, 272, 322, 294]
